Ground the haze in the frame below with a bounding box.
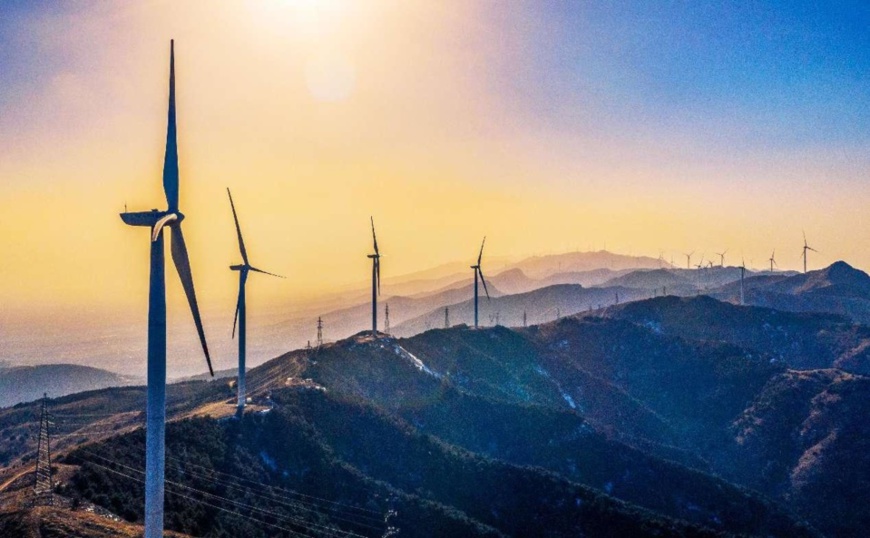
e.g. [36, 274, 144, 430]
[1, 1, 869, 372]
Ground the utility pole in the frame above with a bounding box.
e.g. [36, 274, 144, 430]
[444, 307, 449, 329]
[384, 304, 391, 336]
[316, 317, 323, 348]
[34, 393, 53, 506]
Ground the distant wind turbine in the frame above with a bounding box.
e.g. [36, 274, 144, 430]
[801, 232, 818, 274]
[716, 249, 728, 267]
[739, 258, 746, 305]
[470, 236, 490, 328]
[227, 188, 284, 415]
[368, 217, 381, 338]
[119, 41, 213, 538]
[684, 251, 694, 269]
[769, 250, 777, 272]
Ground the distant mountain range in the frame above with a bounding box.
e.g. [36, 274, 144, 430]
[5, 260, 870, 536]
[10, 283, 870, 535]
[711, 261, 870, 323]
[392, 283, 649, 335]
[0, 364, 140, 408]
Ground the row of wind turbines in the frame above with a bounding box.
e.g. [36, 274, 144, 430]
[118, 40, 822, 538]
[680, 233, 818, 274]
[120, 41, 495, 538]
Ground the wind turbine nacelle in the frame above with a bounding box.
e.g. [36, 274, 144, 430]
[120, 210, 184, 227]
[230, 264, 247, 271]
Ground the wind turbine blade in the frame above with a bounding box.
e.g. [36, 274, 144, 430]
[232, 290, 241, 339]
[370, 216, 379, 255]
[232, 269, 247, 339]
[478, 268, 490, 300]
[170, 225, 213, 376]
[226, 188, 248, 264]
[808, 246, 818, 253]
[478, 236, 486, 266]
[163, 40, 179, 212]
[249, 266, 285, 278]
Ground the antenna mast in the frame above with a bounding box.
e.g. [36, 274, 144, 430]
[34, 393, 53, 506]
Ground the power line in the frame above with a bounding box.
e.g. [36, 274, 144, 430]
[75, 459, 319, 538]
[161, 458, 384, 530]
[77, 451, 370, 538]
[162, 452, 383, 517]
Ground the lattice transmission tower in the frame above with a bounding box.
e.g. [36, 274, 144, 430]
[316, 316, 324, 347]
[34, 393, 53, 506]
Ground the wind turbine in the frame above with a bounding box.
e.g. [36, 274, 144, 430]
[684, 251, 694, 269]
[769, 250, 777, 272]
[694, 253, 705, 292]
[227, 188, 284, 415]
[470, 236, 490, 328]
[739, 258, 746, 305]
[368, 217, 381, 338]
[801, 232, 818, 273]
[716, 249, 728, 267]
[119, 41, 212, 538]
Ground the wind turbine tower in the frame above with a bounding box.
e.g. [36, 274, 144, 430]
[384, 304, 391, 335]
[368, 218, 381, 338]
[444, 307, 449, 329]
[470, 237, 490, 328]
[769, 250, 777, 272]
[801, 232, 817, 273]
[740, 258, 746, 306]
[716, 249, 728, 267]
[227, 188, 284, 415]
[119, 41, 213, 538]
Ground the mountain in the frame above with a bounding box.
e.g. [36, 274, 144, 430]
[508, 251, 667, 279]
[723, 369, 870, 538]
[711, 262, 870, 324]
[597, 268, 694, 294]
[391, 284, 651, 335]
[267, 281, 504, 346]
[15, 296, 870, 535]
[0, 364, 140, 409]
[765, 261, 870, 298]
[600, 295, 870, 374]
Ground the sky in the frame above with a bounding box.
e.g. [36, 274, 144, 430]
[1, 0, 869, 319]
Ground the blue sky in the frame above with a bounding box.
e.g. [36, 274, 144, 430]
[486, 1, 870, 150]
